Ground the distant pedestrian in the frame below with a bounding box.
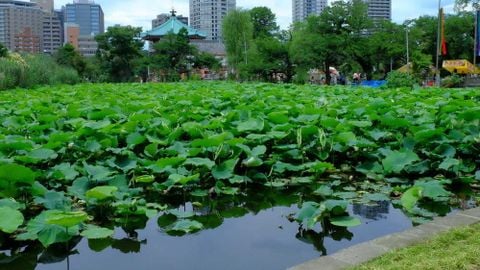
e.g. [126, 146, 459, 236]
[353, 73, 360, 85]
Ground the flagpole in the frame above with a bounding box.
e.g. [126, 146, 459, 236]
[435, 0, 442, 87]
[475, 10, 478, 66]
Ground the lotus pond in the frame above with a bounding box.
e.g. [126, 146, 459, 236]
[0, 82, 478, 270]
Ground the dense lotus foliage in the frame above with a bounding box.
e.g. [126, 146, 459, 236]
[0, 82, 478, 247]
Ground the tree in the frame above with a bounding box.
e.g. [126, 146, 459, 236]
[222, 9, 254, 79]
[95, 25, 144, 82]
[455, 0, 480, 10]
[444, 12, 474, 61]
[0, 43, 7, 58]
[249, 7, 279, 38]
[291, 0, 371, 84]
[369, 21, 406, 75]
[151, 28, 198, 81]
[193, 52, 221, 70]
[55, 44, 87, 76]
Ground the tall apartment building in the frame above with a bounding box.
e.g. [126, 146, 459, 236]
[0, 0, 43, 53]
[64, 0, 104, 36]
[292, 0, 327, 23]
[63, 0, 104, 56]
[42, 12, 62, 54]
[152, 13, 188, 28]
[189, 0, 236, 41]
[363, 0, 391, 22]
[30, 0, 53, 12]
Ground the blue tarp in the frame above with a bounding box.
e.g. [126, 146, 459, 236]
[358, 80, 387, 88]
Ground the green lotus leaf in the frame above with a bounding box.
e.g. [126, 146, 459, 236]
[85, 186, 118, 201]
[0, 206, 24, 233]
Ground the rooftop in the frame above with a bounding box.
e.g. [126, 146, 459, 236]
[142, 10, 206, 40]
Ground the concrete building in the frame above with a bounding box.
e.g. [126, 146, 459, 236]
[63, 0, 103, 56]
[363, 0, 391, 22]
[64, 0, 104, 36]
[31, 0, 53, 13]
[0, 0, 43, 53]
[152, 13, 188, 28]
[64, 22, 79, 48]
[42, 11, 62, 54]
[189, 0, 235, 41]
[292, 0, 327, 23]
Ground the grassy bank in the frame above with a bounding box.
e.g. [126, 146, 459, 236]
[352, 223, 480, 270]
[0, 53, 79, 90]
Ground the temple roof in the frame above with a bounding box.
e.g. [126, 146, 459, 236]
[142, 13, 206, 40]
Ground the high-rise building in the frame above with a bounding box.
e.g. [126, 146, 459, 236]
[189, 0, 236, 41]
[152, 13, 188, 28]
[292, 0, 327, 23]
[31, 0, 53, 13]
[63, 0, 103, 56]
[0, 0, 43, 53]
[42, 12, 62, 54]
[64, 0, 104, 36]
[363, 0, 391, 22]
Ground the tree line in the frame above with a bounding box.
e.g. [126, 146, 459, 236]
[1, 0, 477, 87]
[222, 0, 477, 84]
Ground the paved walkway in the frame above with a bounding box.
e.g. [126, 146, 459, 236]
[289, 207, 480, 270]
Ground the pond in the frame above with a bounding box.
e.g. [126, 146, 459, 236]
[2, 185, 473, 270]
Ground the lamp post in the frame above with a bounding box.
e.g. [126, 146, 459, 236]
[406, 27, 410, 64]
[435, 0, 442, 87]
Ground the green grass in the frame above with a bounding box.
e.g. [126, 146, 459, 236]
[352, 223, 480, 270]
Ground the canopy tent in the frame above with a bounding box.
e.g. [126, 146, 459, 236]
[443, 59, 480, 75]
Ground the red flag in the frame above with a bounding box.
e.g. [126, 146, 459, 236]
[440, 8, 448, 56]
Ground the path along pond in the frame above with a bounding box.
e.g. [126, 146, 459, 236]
[1, 184, 477, 270]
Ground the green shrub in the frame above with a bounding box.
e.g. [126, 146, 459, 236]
[0, 58, 24, 90]
[0, 54, 80, 90]
[385, 71, 417, 89]
[442, 74, 464, 88]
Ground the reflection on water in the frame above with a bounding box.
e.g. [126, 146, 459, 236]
[353, 201, 390, 220]
[0, 185, 473, 270]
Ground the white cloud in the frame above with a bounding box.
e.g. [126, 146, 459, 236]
[54, 0, 459, 31]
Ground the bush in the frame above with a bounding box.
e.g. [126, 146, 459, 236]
[442, 74, 464, 88]
[385, 71, 417, 89]
[0, 54, 80, 90]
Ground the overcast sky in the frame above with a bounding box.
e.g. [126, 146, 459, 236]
[54, 0, 457, 31]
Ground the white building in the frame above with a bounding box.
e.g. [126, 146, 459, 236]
[292, 0, 327, 23]
[363, 0, 391, 22]
[189, 0, 236, 41]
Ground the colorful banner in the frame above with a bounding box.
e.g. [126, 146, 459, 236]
[440, 8, 447, 56]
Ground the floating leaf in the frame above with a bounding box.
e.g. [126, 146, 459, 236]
[169, 220, 203, 234]
[330, 216, 361, 227]
[81, 225, 114, 239]
[0, 206, 24, 233]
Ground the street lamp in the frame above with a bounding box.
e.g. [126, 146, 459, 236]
[435, 0, 442, 87]
[406, 28, 409, 64]
[404, 20, 413, 65]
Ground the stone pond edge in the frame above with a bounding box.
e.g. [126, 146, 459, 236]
[288, 207, 480, 270]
